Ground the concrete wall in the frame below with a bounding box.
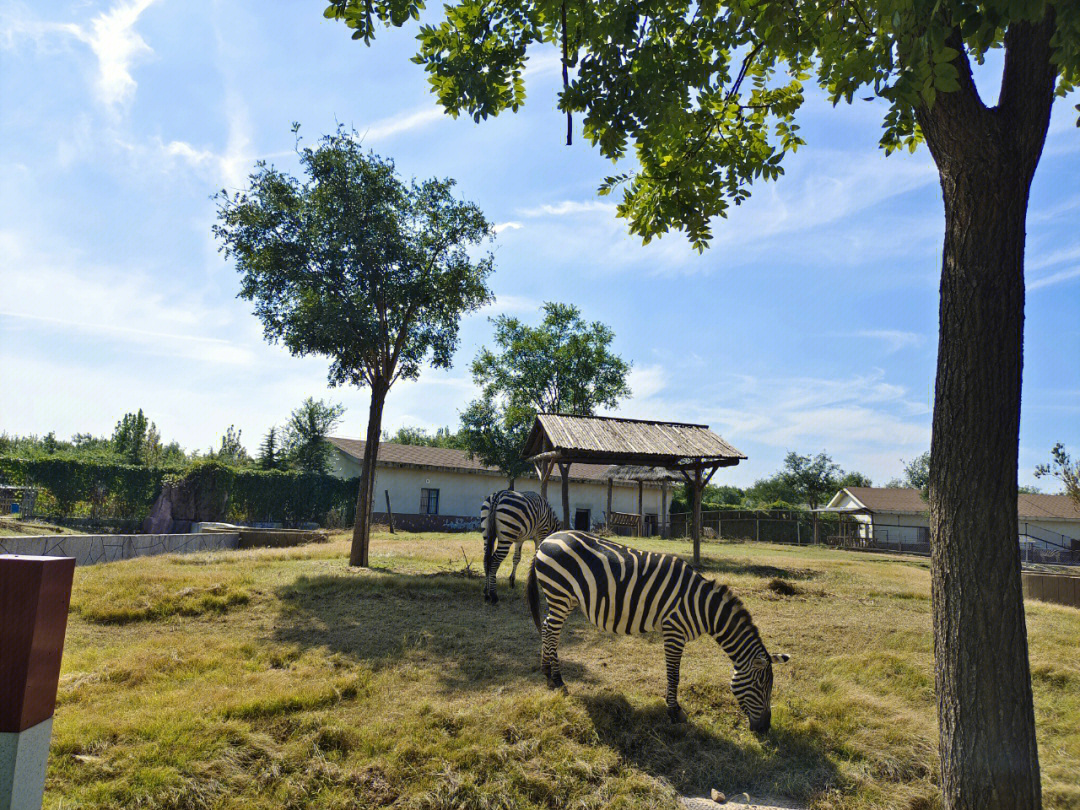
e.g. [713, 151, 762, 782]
[0, 533, 240, 567]
[331, 450, 663, 530]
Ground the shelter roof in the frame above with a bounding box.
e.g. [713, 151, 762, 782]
[522, 413, 746, 470]
[825, 486, 1080, 521]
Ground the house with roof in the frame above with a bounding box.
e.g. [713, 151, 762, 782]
[824, 486, 1080, 552]
[325, 437, 664, 532]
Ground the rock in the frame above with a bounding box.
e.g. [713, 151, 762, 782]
[711, 789, 727, 804]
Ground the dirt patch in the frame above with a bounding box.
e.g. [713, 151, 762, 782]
[681, 794, 806, 809]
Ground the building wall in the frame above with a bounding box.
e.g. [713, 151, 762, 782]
[329, 448, 663, 529]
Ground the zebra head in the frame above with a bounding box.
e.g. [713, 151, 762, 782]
[731, 652, 790, 733]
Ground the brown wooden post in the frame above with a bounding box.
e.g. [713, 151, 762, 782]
[557, 462, 572, 529]
[637, 479, 644, 537]
[692, 467, 703, 567]
[606, 477, 613, 528]
[535, 460, 553, 501]
[2, 555, 76, 810]
[661, 481, 669, 539]
[384, 489, 395, 534]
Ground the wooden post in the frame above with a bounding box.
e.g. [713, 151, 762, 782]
[661, 481, 668, 539]
[606, 477, 613, 528]
[1, 555, 75, 810]
[692, 467, 703, 567]
[637, 479, 644, 537]
[384, 489, 395, 534]
[535, 460, 553, 501]
[557, 462, 571, 529]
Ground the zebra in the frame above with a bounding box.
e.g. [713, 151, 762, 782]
[526, 530, 790, 732]
[480, 490, 560, 604]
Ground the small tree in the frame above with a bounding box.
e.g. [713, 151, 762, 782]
[472, 302, 631, 523]
[1036, 443, 1080, 508]
[283, 398, 345, 475]
[458, 399, 532, 489]
[257, 427, 282, 471]
[213, 425, 249, 467]
[214, 130, 494, 566]
[112, 410, 154, 466]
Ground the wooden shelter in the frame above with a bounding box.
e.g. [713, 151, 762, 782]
[522, 413, 746, 565]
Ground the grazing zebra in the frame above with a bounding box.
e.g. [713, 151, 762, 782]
[526, 531, 790, 732]
[480, 490, 560, 603]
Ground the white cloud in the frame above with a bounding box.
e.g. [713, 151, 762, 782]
[1029, 266, 1080, 291]
[484, 294, 540, 315]
[361, 106, 445, 142]
[626, 364, 667, 401]
[519, 199, 617, 217]
[1029, 243, 1080, 271]
[847, 330, 924, 353]
[494, 221, 523, 233]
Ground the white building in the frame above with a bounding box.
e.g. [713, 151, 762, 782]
[326, 437, 665, 532]
[824, 486, 1080, 552]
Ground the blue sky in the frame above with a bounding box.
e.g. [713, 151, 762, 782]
[1, 0, 1077, 488]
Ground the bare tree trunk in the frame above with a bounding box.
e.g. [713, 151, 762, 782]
[915, 17, 1055, 809]
[350, 379, 388, 567]
[557, 462, 571, 528]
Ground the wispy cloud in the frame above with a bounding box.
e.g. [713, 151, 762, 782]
[519, 199, 617, 217]
[3, 0, 159, 109]
[847, 330, 924, 353]
[1029, 243, 1080, 271]
[360, 106, 445, 142]
[1029, 266, 1080, 291]
[494, 221, 523, 233]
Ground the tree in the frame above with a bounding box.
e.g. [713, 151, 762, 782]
[214, 130, 494, 567]
[327, 3, 1079, 802]
[112, 410, 154, 465]
[458, 398, 532, 488]
[1036, 443, 1080, 508]
[282, 398, 345, 475]
[778, 451, 842, 510]
[213, 425, 249, 467]
[886, 451, 932, 490]
[471, 302, 631, 524]
[838, 471, 873, 489]
[257, 427, 282, 471]
[383, 425, 465, 448]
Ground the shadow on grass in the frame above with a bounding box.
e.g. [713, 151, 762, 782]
[272, 571, 591, 692]
[581, 692, 840, 802]
[695, 557, 821, 582]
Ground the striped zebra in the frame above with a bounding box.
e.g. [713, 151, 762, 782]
[526, 530, 790, 732]
[480, 490, 560, 604]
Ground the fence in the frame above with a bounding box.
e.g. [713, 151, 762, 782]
[667, 510, 830, 544]
[1022, 572, 1080, 608]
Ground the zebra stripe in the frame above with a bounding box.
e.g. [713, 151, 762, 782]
[479, 490, 560, 603]
[526, 530, 790, 732]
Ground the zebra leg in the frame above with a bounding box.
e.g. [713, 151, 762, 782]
[541, 598, 574, 689]
[486, 540, 511, 604]
[662, 626, 688, 723]
[508, 541, 523, 588]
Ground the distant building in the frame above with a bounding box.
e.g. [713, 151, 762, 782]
[824, 486, 1080, 551]
[325, 437, 664, 532]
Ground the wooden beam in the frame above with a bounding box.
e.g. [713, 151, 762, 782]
[638, 479, 644, 537]
[606, 477, 613, 529]
[661, 481, 669, 539]
[692, 467, 703, 567]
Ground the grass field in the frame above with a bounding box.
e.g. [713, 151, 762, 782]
[0, 517, 83, 537]
[46, 532, 1080, 809]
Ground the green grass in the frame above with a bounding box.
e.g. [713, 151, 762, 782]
[0, 517, 83, 537]
[46, 533, 1080, 809]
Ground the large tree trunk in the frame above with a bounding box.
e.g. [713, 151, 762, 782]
[350, 379, 388, 567]
[916, 18, 1055, 809]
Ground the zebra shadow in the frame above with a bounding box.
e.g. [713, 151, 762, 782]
[270, 571, 593, 693]
[693, 558, 822, 582]
[580, 691, 841, 803]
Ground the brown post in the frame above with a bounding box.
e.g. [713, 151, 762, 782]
[557, 462, 572, 529]
[606, 477, 613, 528]
[384, 489, 395, 534]
[692, 467, 703, 567]
[637, 479, 644, 537]
[2, 555, 76, 810]
[661, 481, 668, 539]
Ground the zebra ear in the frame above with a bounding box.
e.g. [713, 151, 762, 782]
[749, 655, 769, 671]
[770, 653, 791, 664]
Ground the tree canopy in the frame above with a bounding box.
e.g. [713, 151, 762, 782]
[458, 398, 532, 486]
[1036, 443, 1080, 507]
[282, 398, 345, 476]
[214, 129, 495, 565]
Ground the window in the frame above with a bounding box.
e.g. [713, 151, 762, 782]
[574, 508, 591, 531]
[420, 488, 440, 515]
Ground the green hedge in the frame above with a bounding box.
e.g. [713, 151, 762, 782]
[0, 457, 358, 526]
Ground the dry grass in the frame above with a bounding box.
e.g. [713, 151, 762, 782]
[46, 532, 1080, 809]
[0, 517, 83, 537]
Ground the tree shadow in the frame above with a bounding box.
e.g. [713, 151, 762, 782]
[270, 571, 591, 693]
[695, 557, 821, 581]
[580, 691, 841, 803]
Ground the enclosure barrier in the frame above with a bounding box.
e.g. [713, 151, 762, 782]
[1, 554, 75, 810]
[1021, 572, 1080, 609]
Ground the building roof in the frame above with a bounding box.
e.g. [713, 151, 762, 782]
[601, 465, 684, 483]
[325, 436, 654, 485]
[826, 486, 1080, 521]
[522, 413, 746, 469]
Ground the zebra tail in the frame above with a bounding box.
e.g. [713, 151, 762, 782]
[483, 491, 501, 576]
[526, 558, 542, 635]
